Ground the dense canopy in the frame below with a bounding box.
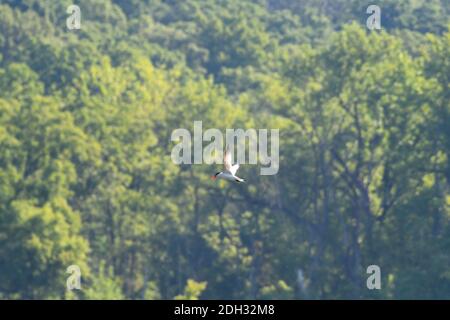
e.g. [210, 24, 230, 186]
[0, 0, 449, 299]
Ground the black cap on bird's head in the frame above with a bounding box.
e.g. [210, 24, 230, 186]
[211, 172, 222, 180]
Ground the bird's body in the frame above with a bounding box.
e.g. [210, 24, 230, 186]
[212, 147, 245, 183]
[214, 171, 245, 183]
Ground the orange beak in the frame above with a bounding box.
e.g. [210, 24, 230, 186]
[211, 175, 217, 180]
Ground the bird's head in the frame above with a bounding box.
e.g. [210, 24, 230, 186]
[211, 172, 222, 181]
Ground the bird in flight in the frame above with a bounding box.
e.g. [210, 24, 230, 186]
[211, 146, 245, 183]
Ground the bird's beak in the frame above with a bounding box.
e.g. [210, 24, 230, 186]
[211, 175, 216, 180]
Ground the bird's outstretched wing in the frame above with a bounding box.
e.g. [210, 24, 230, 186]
[224, 146, 240, 175]
[223, 145, 232, 172]
[229, 164, 239, 176]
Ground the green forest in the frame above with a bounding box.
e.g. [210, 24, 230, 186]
[0, 0, 449, 299]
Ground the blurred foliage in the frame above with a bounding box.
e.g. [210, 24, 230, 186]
[174, 279, 208, 300]
[0, 0, 449, 299]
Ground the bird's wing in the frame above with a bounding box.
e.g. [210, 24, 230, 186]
[223, 146, 232, 172]
[229, 164, 239, 176]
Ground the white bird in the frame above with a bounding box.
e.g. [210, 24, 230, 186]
[211, 146, 245, 183]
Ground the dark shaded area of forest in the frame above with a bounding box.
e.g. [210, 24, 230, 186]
[0, 0, 449, 299]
